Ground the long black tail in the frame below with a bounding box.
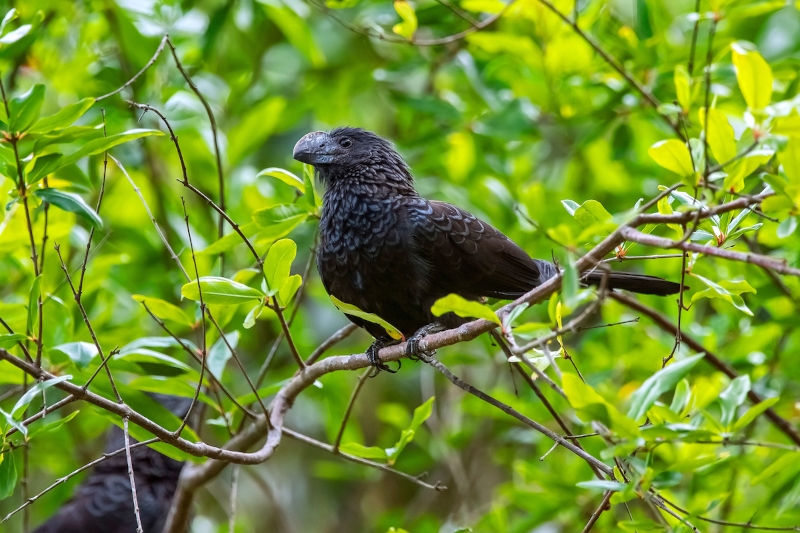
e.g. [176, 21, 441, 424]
[583, 270, 683, 296]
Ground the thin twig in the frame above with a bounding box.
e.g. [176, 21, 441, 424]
[96, 35, 169, 101]
[581, 491, 614, 533]
[123, 417, 145, 533]
[228, 466, 239, 533]
[304, 323, 358, 366]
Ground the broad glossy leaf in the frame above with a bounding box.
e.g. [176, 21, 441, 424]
[198, 222, 259, 256]
[577, 480, 627, 491]
[252, 204, 308, 228]
[699, 107, 736, 164]
[28, 97, 95, 134]
[181, 276, 264, 305]
[243, 300, 265, 329]
[26, 153, 63, 184]
[0, 452, 16, 500]
[57, 129, 164, 170]
[649, 139, 694, 177]
[112, 349, 194, 377]
[27, 410, 79, 440]
[338, 442, 389, 461]
[431, 293, 501, 325]
[732, 397, 779, 432]
[33, 125, 104, 153]
[8, 83, 45, 132]
[120, 336, 198, 355]
[774, 110, 800, 137]
[52, 341, 98, 369]
[731, 43, 772, 110]
[627, 354, 705, 420]
[278, 274, 302, 306]
[263, 238, 296, 295]
[690, 274, 755, 315]
[12, 375, 72, 420]
[256, 167, 305, 192]
[674, 65, 691, 111]
[33, 188, 102, 228]
[330, 295, 403, 340]
[718, 375, 750, 428]
[132, 295, 194, 328]
[0, 333, 26, 349]
[386, 396, 434, 463]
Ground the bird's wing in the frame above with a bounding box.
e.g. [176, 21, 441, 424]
[408, 199, 546, 300]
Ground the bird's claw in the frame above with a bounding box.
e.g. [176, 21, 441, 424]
[405, 323, 445, 362]
[366, 339, 401, 375]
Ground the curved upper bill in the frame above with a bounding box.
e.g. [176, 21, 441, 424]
[293, 131, 334, 164]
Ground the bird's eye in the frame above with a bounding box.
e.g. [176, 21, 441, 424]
[339, 138, 352, 148]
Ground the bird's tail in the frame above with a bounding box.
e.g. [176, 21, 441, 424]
[583, 270, 684, 296]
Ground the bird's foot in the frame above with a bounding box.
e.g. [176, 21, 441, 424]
[406, 323, 446, 362]
[366, 338, 401, 375]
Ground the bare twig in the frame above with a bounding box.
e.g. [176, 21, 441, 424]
[581, 491, 614, 533]
[304, 323, 358, 366]
[96, 35, 169, 101]
[123, 417, 145, 533]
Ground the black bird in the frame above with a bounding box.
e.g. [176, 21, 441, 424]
[293, 127, 681, 372]
[33, 395, 190, 533]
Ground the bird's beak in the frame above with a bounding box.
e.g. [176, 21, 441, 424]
[293, 131, 334, 165]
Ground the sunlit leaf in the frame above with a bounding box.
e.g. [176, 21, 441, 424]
[699, 107, 736, 164]
[33, 188, 102, 228]
[431, 293, 501, 325]
[392, 1, 417, 39]
[132, 295, 195, 328]
[8, 83, 45, 132]
[731, 397, 779, 432]
[627, 354, 704, 420]
[648, 139, 695, 177]
[28, 97, 95, 134]
[263, 238, 296, 296]
[52, 341, 97, 369]
[731, 43, 772, 110]
[718, 375, 750, 428]
[330, 296, 403, 340]
[181, 277, 264, 305]
[256, 167, 305, 192]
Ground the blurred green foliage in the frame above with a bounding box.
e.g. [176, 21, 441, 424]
[1, 0, 800, 531]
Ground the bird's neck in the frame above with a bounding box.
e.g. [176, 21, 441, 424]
[320, 163, 418, 199]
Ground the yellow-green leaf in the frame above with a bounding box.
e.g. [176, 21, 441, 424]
[731, 43, 772, 110]
[674, 65, 691, 111]
[330, 296, 403, 340]
[181, 277, 264, 305]
[392, 1, 417, 40]
[779, 137, 800, 185]
[256, 167, 305, 193]
[648, 139, 694, 177]
[699, 107, 736, 164]
[431, 293, 501, 325]
[263, 239, 296, 296]
[132, 295, 195, 328]
[774, 110, 800, 138]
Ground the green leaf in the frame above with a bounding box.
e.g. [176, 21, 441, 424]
[330, 295, 403, 340]
[338, 442, 389, 461]
[207, 331, 239, 380]
[33, 125, 104, 153]
[718, 375, 751, 428]
[256, 167, 305, 192]
[128, 377, 216, 410]
[561, 199, 580, 216]
[11, 375, 72, 421]
[0, 333, 26, 349]
[111, 349, 194, 377]
[779, 475, 800, 517]
[431, 293, 501, 325]
[690, 274, 755, 315]
[278, 274, 302, 307]
[577, 480, 627, 491]
[752, 453, 799, 486]
[28, 97, 95, 134]
[627, 354, 705, 420]
[774, 109, 800, 137]
[0, 452, 17, 500]
[670, 379, 691, 414]
[253, 214, 308, 245]
[52, 341, 98, 369]
[263, 238, 296, 295]
[27, 410, 80, 440]
[132, 295, 194, 328]
[302, 164, 319, 211]
[392, 0, 417, 39]
[253, 204, 309, 228]
[699, 107, 736, 164]
[27, 275, 41, 335]
[732, 397, 779, 432]
[572, 200, 615, 235]
[8, 83, 45, 132]
[120, 336, 198, 356]
[33, 188, 102, 229]
[198, 222, 259, 256]
[731, 43, 772, 110]
[56, 129, 164, 170]
[778, 137, 800, 185]
[386, 396, 434, 464]
[648, 139, 695, 177]
[181, 276, 264, 305]
[243, 300, 265, 329]
[26, 153, 63, 185]
[674, 65, 691, 111]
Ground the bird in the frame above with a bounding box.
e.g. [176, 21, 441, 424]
[293, 127, 681, 372]
[32, 395, 191, 533]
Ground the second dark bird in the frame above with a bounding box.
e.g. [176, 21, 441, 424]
[293, 127, 681, 372]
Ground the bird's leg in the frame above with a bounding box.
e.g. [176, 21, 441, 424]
[406, 323, 446, 362]
[366, 338, 401, 374]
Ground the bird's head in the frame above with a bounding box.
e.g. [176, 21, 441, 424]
[292, 127, 413, 189]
